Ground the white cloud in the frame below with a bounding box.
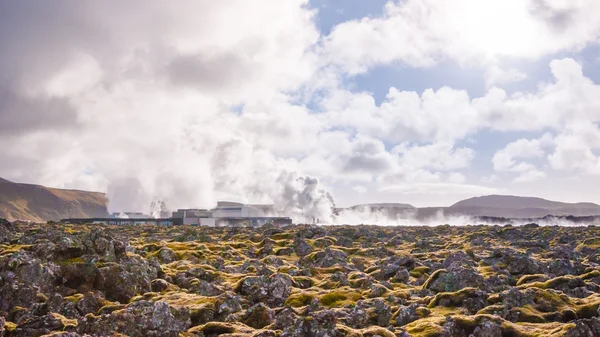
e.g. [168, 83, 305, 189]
[323, 0, 600, 74]
[548, 123, 600, 174]
[2, 1, 600, 214]
[393, 142, 474, 171]
[492, 134, 553, 182]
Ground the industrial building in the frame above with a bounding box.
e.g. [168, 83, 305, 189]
[171, 201, 291, 227]
[110, 212, 151, 219]
[61, 201, 291, 227]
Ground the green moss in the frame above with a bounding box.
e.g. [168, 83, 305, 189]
[428, 287, 480, 308]
[292, 276, 314, 289]
[511, 306, 545, 323]
[320, 289, 362, 307]
[421, 269, 447, 290]
[97, 303, 126, 315]
[36, 293, 49, 303]
[285, 293, 316, 307]
[64, 293, 84, 303]
[404, 317, 446, 337]
[411, 266, 431, 278]
[360, 326, 396, 337]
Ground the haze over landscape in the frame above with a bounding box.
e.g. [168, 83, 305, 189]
[3, 177, 600, 224]
[2, 1, 600, 222]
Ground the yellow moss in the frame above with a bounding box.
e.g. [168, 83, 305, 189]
[188, 322, 254, 335]
[477, 265, 496, 277]
[4, 321, 17, 331]
[580, 270, 600, 280]
[516, 274, 549, 286]
[150, 291, 216, 308]
[270, 232, 294, 240]
[0, 244, 32, 256]
[49, 312, 78, 329]
[312, 266, 346, 276]
[577, 237, 600, 249]
[56, 257, 85, 266]
[421, 269, 447, 290]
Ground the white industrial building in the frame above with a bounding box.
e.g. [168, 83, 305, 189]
[172, 201, 290, 227]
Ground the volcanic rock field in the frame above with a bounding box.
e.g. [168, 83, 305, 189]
[2, 219, 600, 336]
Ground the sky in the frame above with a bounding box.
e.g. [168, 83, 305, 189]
[1, 0, 600, 219]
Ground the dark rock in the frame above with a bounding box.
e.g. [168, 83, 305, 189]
[294, 238, 313, 257]
[237, 273, 292, 307]
[304, 247, 348, 268]
[395, 303, 420, 326]
[470, 320, 503, 337]
[151, 278, 171, 292]
[94, 255, 159, 302]
[565, 317, 600, 337]
[12, 313, 76, 337]
[242, 303, 273, 329]
[427, 264, 487, 293]
[78, 300, 190, 337]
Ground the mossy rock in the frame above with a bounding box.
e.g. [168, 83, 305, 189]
[319, 289, 362, 307]
[285, 293, 316, 307]
[516, 274, 549, 286]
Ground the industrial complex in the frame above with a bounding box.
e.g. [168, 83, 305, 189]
[61, 201, 292, 227]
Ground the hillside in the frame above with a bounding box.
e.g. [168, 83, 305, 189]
[0, 178, 109, 222]
[338, 203, 416, 218]
[448, 195, 600, 218]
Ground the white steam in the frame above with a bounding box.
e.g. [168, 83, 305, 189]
[331, 207, 600, 226]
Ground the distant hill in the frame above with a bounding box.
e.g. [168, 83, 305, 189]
[338, 195, 600, 221]
[0, 178, 108, 222]
[337, 203, 416, 217]
[447, 195, 600, 218]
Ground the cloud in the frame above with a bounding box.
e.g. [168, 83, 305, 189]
[548, 122, 600, 174]
[0, 0, 330, 222]
[492, 134, 553, 182]
[342, 136, 395, 173]
[1, 1, 600, 215]
[0, 87, 79, 135]
[322, 0, 600, 73]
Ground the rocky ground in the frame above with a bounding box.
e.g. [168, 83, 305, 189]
[2, 219, 600, 336]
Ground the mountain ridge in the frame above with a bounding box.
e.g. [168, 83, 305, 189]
[0, 178, 109, 222]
